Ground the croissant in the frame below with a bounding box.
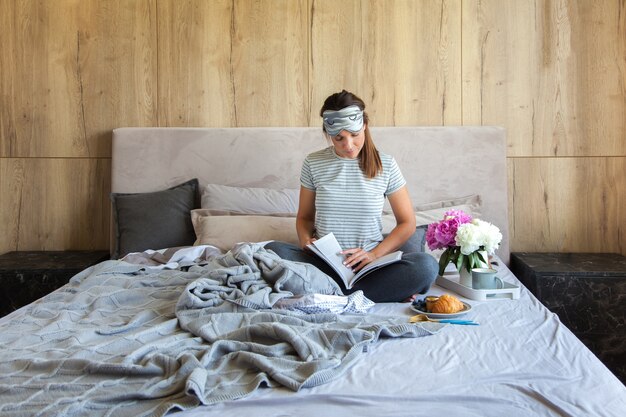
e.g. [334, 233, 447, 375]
[428, 294, 464, 314]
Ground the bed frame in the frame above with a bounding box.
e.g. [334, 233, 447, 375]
[2, 126, 623, 417]
[112, 126, 510, 263]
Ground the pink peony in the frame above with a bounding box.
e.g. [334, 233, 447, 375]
[426, 210, 473, 251]
[443, 209, 473, 224]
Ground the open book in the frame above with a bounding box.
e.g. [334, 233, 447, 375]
[307, 232, 402, 289]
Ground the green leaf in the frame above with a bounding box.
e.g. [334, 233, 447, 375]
[438, 249, 451, 276]
[456, 253, 465, 272]
[476, 251, 486, 264]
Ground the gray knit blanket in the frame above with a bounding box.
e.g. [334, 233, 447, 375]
[0, 243, 440, 417]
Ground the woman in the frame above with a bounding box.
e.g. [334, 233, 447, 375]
[266, 90, 437, 302]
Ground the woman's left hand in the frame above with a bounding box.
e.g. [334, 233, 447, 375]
[341, 248, 378, 272]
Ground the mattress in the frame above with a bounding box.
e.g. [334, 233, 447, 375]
[0, 251, 623, 417]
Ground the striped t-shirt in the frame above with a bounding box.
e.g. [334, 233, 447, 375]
[300, 146, 406, 251]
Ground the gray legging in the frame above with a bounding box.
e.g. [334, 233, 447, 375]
[264, 241, 438, 303]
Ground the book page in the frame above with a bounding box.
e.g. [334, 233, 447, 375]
[308, 233, 403, 289]
[353, 251, 402, 281]
[308, 233, 353, 283]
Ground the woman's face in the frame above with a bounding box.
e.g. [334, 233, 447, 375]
[330, 127, 366, 159]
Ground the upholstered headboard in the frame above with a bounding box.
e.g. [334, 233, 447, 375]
[112, 126, 509, 263]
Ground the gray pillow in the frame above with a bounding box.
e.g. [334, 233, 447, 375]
[111, 179, 200, 259]
[385, 224, 428, 254]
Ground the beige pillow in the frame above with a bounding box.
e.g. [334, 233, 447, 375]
[201, 184, 299, 215]
[193, 196, 481, 251]
[192, 212, 298, 250]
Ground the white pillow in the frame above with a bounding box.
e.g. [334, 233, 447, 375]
[383, 194, 481, 216]
[191, 208, 295, 218]
[414, 194, 481, 213]
[382, 200, 481, 232]
[191, 212, 298, 250]
[201, 184, 299, 215]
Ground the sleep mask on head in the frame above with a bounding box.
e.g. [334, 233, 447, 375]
[322, 105, 364, 137]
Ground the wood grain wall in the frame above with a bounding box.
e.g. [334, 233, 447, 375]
[0, 0, 624, 256]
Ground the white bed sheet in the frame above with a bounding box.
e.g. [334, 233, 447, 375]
[177, 258, 626, 417]
[0, 255, 623, 416]
[100, 126, 625, 415]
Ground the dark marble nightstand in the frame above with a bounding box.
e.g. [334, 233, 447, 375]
[510, 252, 626, 384]
[0, 250, 110, 317]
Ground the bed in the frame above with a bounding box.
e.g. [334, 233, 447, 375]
[0, 127, 624, 417]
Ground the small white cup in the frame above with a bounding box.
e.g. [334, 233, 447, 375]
[471, 267, 504, 290]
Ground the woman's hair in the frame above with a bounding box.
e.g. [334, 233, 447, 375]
[320, 90, 382, 179]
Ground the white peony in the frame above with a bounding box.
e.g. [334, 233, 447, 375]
[476, 219, 503, 254]
[455, 222, 481, 255]
[455, 219, 502, 255]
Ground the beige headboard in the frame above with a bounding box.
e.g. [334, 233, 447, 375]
[112, 126, 509, 263]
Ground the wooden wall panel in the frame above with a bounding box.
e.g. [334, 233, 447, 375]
[0, 0, 157, 158]
[0, 158, 111, 253]
[309, 0, 462, 126]
[230, 0, 309, 126]
[77, 0, 158, 156]
[158, 0, 309, 127]
[464, 0, 625, 256]
[0, 0, 85, 157]
[509, 157, 625, 255]
[0, 0, 624, 256]
[0, 159, 24, 254]
[0, 0, 14, 157]
[157, 0, 235, 127]
[463, 0, 625, 157]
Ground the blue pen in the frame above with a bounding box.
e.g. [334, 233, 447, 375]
[438, 319, 479, 325]
[410, 315, 479, 325]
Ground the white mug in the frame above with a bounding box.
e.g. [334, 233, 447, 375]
[471, 268, 504, 290]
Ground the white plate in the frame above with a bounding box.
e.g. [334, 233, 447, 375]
[410, 301, 472, 319]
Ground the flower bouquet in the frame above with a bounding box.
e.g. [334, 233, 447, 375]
[425, 210, 503, 278]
